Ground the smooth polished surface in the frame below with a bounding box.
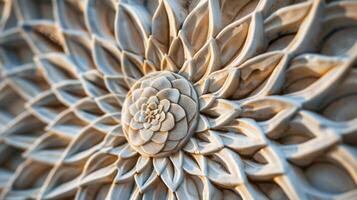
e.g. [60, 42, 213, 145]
[0, 0, 356, 200]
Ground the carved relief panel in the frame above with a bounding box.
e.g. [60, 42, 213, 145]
[0, 0, 356, 199]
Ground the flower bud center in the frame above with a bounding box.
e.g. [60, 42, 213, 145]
[121, 71, 199, 157]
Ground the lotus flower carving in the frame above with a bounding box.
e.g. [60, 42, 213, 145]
[0, 0, 356, 200]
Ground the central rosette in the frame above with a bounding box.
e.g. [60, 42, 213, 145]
[122, 71, 199, 157]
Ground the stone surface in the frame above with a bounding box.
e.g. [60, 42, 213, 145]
[0, 0, 356, 199]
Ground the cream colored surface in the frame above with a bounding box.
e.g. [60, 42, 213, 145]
[0, 0, 356, 199]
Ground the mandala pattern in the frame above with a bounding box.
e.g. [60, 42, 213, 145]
[0, 0, 356, 200]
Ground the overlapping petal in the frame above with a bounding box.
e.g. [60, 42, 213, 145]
[122, 72, 198, 157]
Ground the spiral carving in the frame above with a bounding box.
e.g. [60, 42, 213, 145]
[122, 72, 198, 157]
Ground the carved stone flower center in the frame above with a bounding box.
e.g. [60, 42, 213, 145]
[122, 71, 199, 157]
[140, 96, 168, 129]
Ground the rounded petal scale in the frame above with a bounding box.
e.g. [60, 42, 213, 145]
[142, 87, 159, 98]
[157, 88, 180, 103]
[151, 132, 169, 144]
[168, 119, 188, 141]
[170, 103, 186, 121]
[151, 76, 172, 90]
[139, 129, 154, 142]
[130, 119, 143, 130]
[160, 112, 175, 132]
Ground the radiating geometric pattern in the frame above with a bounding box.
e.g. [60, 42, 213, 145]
[0, 0, 356, 199]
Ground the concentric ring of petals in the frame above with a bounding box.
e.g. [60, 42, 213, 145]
[122, 71, 199, 157]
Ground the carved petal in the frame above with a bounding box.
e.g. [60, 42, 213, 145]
[284, 54, 351, 109]
[181, 1, 209, 53]
[128, 128, 146, 146]
[172, 79, 191, 96]
[240, 96, 299, 138]
[216, 17, 250, 66]
[117, 3, 151, 56]
[159, 151, 184, 192]
[151, 131, 169, 144]
[168, 119, 188, 141]
[206, 149, 246, 186]
[160, 112, 175, 131]
[151, 76, 172, 90]
[141, 87, 159, 98]
[141, 141, 165, 155]
[151, 1, 170, 48]
[157, 88, 180, 103]
[178, 94, 197, 121]
[169, 103, 186, 121]
[134, 160, 158, 192]
[139, 129, 154, 143]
